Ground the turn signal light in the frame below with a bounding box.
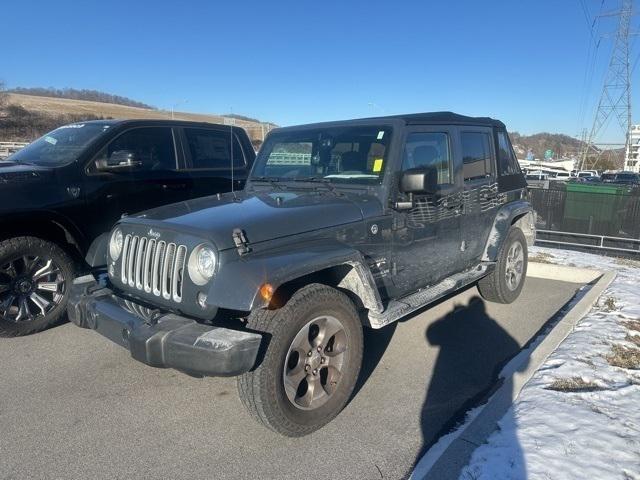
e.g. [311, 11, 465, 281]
[260, 283, 274, 302]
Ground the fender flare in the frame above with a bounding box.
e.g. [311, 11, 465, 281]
[482, 200, 535, 262]
[205, 243, 384, 314]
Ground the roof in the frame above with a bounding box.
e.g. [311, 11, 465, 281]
[75, 119, 235, 129]
[275, 111, 505, 133]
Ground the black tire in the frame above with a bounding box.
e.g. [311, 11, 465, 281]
[0, 236, 75, 337]
[477, 227, 528, 304]
[237, 283, 364, 437]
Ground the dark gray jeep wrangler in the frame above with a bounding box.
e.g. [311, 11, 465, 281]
[68, 112, 534, 436]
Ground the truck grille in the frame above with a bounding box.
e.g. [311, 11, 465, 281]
[120, 235, 187, 302]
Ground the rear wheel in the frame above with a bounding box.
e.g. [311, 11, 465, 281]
[477, 227, 527, 304]
[237, 283, 363, 437]
[0, 237, 74, 337]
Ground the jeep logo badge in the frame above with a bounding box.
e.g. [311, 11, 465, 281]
[148, 229, 161, 239]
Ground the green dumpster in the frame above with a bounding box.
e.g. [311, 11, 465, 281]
[563, 183, 631, 235]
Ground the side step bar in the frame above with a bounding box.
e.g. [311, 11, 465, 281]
[367, 264, 491, 329]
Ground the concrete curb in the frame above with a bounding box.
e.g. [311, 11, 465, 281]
[412, 263, 617, 480]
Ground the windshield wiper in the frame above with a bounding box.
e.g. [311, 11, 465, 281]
[296, 176, 339, 195]
[251, 176, 287, 190]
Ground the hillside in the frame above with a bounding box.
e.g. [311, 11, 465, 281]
[7, 87, 154, 109]
[0, 93, 275, 145]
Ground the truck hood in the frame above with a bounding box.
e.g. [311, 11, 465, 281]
[124, 190, 379, 250]
[0, 162, 49, 185]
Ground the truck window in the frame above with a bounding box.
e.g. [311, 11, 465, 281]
[496, 131, 521, 176]
[402, 132, 452, 185]
[92, 127, 176, 172]
[461, 132, 493, 181]
[184, 128, 245, 169]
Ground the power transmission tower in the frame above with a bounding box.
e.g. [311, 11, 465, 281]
[581, 0, 633, 171]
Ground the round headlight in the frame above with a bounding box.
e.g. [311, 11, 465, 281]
[188, 244, 217, 285]
[109, 228, 124, 260]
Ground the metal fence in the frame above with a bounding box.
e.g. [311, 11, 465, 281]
[528, 184, 640, 255]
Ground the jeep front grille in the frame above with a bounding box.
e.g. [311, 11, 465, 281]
[120, 235, 187, 302]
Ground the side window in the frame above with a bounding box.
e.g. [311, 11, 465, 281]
[92, 127, 176, 172]
[497, 131, 521, 175]
[461, 132, 493, 181]
[184, 128, 245, 169]
[402, 132, 452, 185]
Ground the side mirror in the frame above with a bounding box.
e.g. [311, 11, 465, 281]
[98, 150, 142, 172]
[400, 167, 439, 194]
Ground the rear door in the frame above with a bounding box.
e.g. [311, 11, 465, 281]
[179, 127, 249, 199]
[457, 126, 499, 264]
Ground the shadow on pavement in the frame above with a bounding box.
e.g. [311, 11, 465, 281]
[414, 295, 528, 478]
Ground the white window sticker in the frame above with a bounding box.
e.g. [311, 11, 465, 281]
[44, 136, 58, 145]
[377, 130, 384, 140]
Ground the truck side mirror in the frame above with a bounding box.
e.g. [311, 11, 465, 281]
[98, 150, 142, 172]
[400, 166, 439, 194]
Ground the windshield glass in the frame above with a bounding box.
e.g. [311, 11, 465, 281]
[7, 122, 112, 166]
[252, 126, 392, 185]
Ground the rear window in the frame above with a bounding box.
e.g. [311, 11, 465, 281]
[184, 128, 245, 169]
[461, 132, 493, 181]
[496, 131, 521, 176]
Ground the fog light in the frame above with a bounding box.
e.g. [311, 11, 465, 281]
[197, 292, 208, 309]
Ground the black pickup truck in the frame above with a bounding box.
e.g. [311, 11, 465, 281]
[0, 119, 255, 336]
[68, 112, 534, 436]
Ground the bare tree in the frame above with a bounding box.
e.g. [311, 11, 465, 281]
[0, 80, 7, 107]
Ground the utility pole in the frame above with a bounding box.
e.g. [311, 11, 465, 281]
[581, 0, 633, 171]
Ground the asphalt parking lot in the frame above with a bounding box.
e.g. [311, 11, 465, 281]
[0, 276, 582, 480]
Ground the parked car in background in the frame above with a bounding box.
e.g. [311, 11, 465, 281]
[577, 170, 600, 179]
[68, 112, 534, 436]
[610, 171, 640, 186]
[0, 119, 255, 336]
[552, 171, 571, 180]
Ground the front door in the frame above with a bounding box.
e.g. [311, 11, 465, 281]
[391, 127, 462, 297]
[82, 126, 190, 241]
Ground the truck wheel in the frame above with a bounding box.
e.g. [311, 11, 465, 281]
[477, 227, 527, 304]
[237, 283, 363, 437]
[0, 237, 75, 337]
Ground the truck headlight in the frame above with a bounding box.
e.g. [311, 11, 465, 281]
[188, 244, 217, 285]
[109, 228, 124, 261]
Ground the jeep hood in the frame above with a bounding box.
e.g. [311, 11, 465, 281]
[126, 190, 377, 250]
[0, 162, 49, 185]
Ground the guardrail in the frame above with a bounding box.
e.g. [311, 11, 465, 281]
[0, 141, 28, 159]
[536, 229, 640, 255]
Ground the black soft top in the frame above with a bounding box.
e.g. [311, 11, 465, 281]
[275, 111, 505, 133]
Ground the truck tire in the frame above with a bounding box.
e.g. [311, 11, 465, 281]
[237, 283, 364, 437]
[477, 227, 528, 304]
[0, 236, 75, 337]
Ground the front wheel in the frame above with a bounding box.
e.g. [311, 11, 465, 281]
[477, 227, 528, 304]
[237, 283, 363, 437]
[0, 237, 75, 337]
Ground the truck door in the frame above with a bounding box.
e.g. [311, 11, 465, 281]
[82, 126, 190, 241]
[391, 127, 462, 296]
[457, 127, 499, 264]
[178, 127, 248, 199]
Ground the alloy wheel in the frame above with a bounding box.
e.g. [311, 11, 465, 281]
[505, 241, 524, 291]
[0, 255, 66, 323]
[282, 315, 348, 410]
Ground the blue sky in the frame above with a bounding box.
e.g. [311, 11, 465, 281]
[1, 0, 638, 142]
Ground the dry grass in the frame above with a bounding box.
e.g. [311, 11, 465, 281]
[546, 377, 603, 392]
[621, 319, 640, 332]
[529, 252, 557, 264]
[626, 334, 640, 347]
[606, 344, 640, 369]
[615, 257, 640, 268]
[601, 296, 618, 312]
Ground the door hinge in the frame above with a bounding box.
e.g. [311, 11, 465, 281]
[232, 228, 251, 256]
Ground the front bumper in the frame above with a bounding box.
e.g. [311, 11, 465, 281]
[67, 275, 262, 377]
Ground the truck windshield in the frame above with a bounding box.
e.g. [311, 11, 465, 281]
[251, 126, 392, 185]
[7, 122, 112, 166]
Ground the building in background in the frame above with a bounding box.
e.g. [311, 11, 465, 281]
[624, 124, 640, 172]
